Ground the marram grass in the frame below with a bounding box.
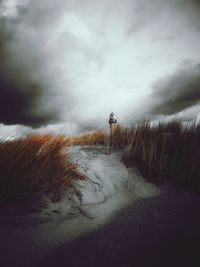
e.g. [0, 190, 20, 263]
[0, 135, 85, 202]
[110, 121, 200, 193]
[0, 123, 199, 203]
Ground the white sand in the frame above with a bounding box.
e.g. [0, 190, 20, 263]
[0, 146, 161, 266]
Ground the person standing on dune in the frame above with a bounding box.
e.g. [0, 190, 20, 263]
[109, 112, 117, 130]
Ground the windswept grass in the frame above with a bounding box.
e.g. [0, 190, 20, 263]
[0, 130, 107, 203]
[110, 121, 200, 193]
[0, 122, 199, 202]
[71, 130, 108, 146]
[0, 135, 85, 202]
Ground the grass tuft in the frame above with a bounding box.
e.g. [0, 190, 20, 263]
[110, 121, 200, 193]
[71, 130, 108, 146]
[0, 135, 85, 202]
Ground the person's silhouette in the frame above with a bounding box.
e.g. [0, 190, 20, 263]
[109, 112, 117, 129]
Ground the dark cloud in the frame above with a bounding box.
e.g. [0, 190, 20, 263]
[0, 0, 200, 128]
[151, 62, 200, 116]
[0, 80, 56, 126]
[0, 15, 58, 126]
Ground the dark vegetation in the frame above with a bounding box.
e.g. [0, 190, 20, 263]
[0, 135, 85, 202]
[110, 121, 200, 193]
[0, 121, 199, 203]
[0, 130, 107, 203]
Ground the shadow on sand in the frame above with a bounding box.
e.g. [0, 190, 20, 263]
[38, 192, 200, 267]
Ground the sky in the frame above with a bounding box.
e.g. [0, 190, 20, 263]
[0, 0, 200, 130]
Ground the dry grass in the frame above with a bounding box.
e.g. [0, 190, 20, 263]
[0, 130, 107, 203]
[0, 123, 199, 202]
[71, 130, 108, 146]
[0, 135, 85, 202]
[110, 121, 200, 193]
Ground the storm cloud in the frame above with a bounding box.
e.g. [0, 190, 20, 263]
[0, 0, 200, 128]
[0, 13, 58, 126]
[150, 62, 200, 116]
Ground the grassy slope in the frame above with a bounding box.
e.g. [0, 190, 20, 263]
[0, 130, 107, 203]
[110, 121, 200, 193]
[0, 135, 85, 202]
[0, 122, 199, 203]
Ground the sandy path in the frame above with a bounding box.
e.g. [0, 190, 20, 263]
[0, 146, 199, 267]
[39, 191, 200, 267]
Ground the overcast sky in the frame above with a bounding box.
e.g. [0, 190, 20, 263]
[0, 0, 200, 129]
